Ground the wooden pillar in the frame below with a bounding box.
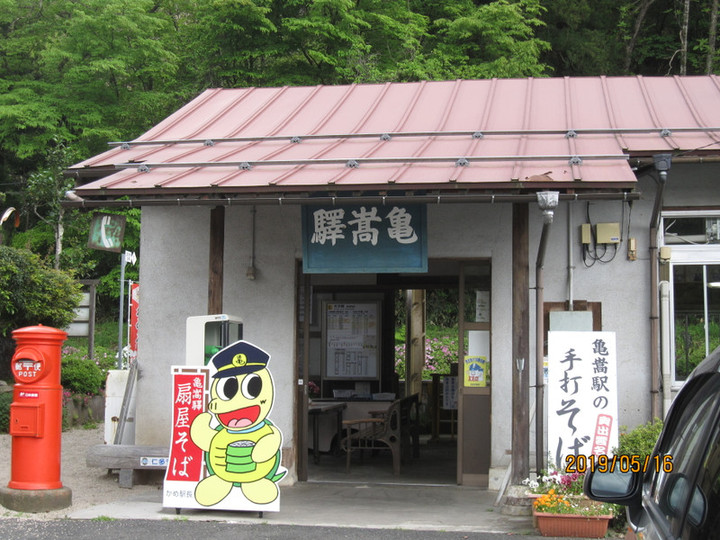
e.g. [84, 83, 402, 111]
[208, 206, 225, 315]
[512, 203, 530, 484]
[405, 290, 426, 398]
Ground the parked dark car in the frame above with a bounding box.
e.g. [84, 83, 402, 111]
[584, 346, 720, 540]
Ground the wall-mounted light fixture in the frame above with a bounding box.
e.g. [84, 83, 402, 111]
[659, 246, 672, 264]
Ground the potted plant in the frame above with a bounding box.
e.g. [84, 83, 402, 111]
[523, 468, 585, 496]
[532, 488, 614, 538]
[308, 380, 321, 399]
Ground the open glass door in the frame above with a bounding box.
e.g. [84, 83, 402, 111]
[457, 261, 491, 486]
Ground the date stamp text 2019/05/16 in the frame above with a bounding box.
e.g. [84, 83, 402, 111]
[565, 454, 674, 475]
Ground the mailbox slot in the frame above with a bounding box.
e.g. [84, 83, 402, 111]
[10, 403, 45, 438]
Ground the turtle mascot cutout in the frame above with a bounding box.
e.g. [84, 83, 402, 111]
[190, 341, 286, 507]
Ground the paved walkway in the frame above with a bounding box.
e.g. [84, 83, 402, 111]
[69, 480, 535, 534]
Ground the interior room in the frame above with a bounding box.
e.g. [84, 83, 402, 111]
[297, 259, 491, 486]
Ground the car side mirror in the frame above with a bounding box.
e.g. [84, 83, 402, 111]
[584, 469, 641, 505]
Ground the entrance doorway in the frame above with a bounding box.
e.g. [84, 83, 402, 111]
[295, 260, 491, 486]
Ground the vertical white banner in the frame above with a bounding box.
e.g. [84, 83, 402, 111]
[547, 332, 619, 472]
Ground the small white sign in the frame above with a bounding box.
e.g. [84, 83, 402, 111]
[141, 457, 169, 468]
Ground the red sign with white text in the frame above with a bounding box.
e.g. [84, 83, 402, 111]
[129, 283, 140, 360]
[165, 370, 208, 482]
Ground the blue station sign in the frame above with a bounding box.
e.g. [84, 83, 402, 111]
[302, 204, 427, 273]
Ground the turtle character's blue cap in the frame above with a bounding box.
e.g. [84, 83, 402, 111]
[211, 340, 270, 378]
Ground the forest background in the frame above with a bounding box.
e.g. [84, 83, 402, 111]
[1, 0, 718, 341]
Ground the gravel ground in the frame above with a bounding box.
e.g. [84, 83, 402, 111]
[0, 423, 160, 520]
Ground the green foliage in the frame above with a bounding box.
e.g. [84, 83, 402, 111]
[61, 345, 116, 396]
[395, 289, 459, 328]
[395, 326, 459, 379]
[188, 0, 279, 87]
[0, 392, 12, 433]
[177, 0, 551, 86]
[0, 246, 81, 337]
[674, 316, 720, 380]
[539, 0, 623, 75]
[11, 207, 140, 317]
[616, 418, 664, 458]
[423, 0, 550, 79]
[610, 418, 664, 528]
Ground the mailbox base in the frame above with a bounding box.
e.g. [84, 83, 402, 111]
[0, 486, 72, 513]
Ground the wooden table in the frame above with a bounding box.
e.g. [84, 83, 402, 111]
[308, 402, 346, 464]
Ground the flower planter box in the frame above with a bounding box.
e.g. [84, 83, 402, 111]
[533, 511, 612, 538]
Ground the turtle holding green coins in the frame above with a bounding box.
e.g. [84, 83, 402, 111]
[190, 341, 286, 507]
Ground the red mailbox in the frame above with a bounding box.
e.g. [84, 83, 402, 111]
[8, 325, 67, 491]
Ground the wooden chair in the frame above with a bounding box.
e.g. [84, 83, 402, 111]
[341, 394, 420, 476]
[399, 393, 420, 462]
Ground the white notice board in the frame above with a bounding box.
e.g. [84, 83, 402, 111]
[547, 331, 619, 471]
[322, 302, 380, 380]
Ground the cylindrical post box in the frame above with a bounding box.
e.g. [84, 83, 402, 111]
[8, 325, 67, 490]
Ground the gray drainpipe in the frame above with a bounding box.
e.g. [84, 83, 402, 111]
[649, 154, 672, 420]
[535, 191, 559, 473]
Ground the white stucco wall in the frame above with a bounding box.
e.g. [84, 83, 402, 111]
[426, 203, 514, 479]
[538, 194, 654, 424]
[136, 207, 210, 446]
[135, 205, 302, 477]
[221, 205, 301, 475]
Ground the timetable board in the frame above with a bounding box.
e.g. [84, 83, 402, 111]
[322, 301, 380, 380]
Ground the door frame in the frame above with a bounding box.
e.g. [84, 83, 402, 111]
[457, 260, 492, 486]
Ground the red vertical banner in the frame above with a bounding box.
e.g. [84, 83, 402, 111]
[165, 368, 208, 487]
[591, 414, 614, 456]
[128, 283, 140, 361]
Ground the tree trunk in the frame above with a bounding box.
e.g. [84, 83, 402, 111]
[624, 0, 657, 74]
[708, 0, 719, 74]
[680, 0, 690, 75]
[54, 206, 64, 270]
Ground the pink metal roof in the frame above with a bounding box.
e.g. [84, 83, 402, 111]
[69, 76, 720, 201]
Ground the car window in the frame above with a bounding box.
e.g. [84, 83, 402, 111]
[685, 420, 720, 539]
[650, 376, 720, 537]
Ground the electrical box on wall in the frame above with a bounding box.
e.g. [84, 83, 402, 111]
[581, 224, 592, 244]
[596, 222, 621, 244]
[628, 237, 637, 261]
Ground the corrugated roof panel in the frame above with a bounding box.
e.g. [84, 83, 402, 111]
[481, 80, 530, 130]
[441, 80, 495, 130]
[526, 78, 571, 129]
[69, 77, 720, 200]
[680, 76, 720, 129]
[565, 78, 624, 131]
